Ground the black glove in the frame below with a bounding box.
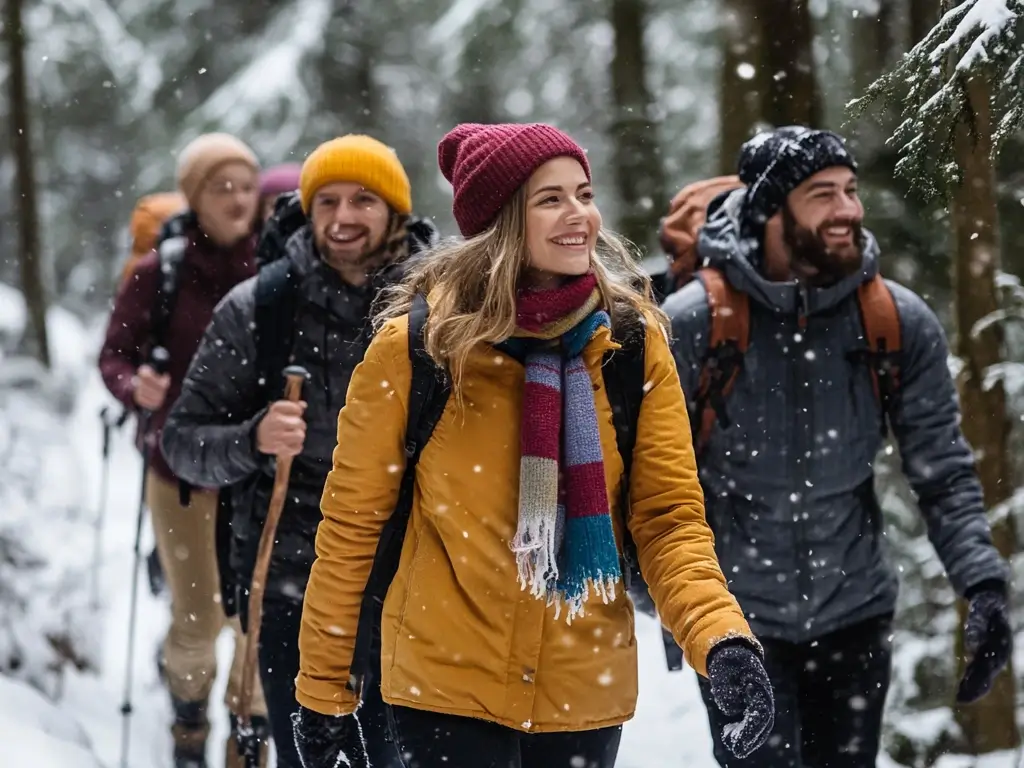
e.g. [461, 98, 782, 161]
[956, 581, 1012, 704]
[706, 639, 775, 760]
[292, 705, 371, 768]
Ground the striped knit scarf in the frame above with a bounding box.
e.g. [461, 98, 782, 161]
[506, 272, 621, 622]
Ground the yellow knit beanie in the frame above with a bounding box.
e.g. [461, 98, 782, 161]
[299, 135, 412, 215]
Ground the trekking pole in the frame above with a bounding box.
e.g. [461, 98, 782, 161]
[237, 365, 308, 767]
[91, 405, 128, 610]
[119, 345, 170, 768]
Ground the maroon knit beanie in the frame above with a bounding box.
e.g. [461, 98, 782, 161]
[438, 123, 591, 237]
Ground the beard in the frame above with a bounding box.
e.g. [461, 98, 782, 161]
[782, 205, 864, 287]
[315, 223, 386, 271]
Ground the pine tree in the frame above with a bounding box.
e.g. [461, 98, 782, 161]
[848, 0, 1023, 200]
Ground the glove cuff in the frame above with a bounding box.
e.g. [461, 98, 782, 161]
[707, 635, 764, 672]
[964, 579, 1007, 601]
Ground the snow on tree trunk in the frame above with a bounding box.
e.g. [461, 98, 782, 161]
[5, 0, 50, 369]
[950, 71, 1020, 755]
[608, 0, 666, 254]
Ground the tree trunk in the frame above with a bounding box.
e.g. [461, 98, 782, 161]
[850, 0, 900, 92]
[950, 72, 1019, 755]
[909, 0, 936, 48]
[608, 0, 666, 253]
[318, 1, 381, 136]
[759, 0, 822, 129]
[5, 0, 50, 368]
[717, 0, 766, 174]
[717, 0, 821, 174]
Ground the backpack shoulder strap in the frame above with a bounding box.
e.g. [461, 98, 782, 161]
[149, 233, 187, 350]
[254, 257, 299, 402]
[602, 321, 647, 591]
[349, 294, 451, 698]
[692, 267, 750, 457]
[854, 275, 903, 434]
[404, 294, 451, 460]
[603, 322, 646, 488]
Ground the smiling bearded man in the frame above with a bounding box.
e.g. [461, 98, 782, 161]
[661, 126, 1011, 768]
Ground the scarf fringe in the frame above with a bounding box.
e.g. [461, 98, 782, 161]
[549, 574, 621, 624]
[510, 515, 559, 598]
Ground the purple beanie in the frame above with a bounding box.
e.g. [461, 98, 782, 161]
[259, 163, 302, 198]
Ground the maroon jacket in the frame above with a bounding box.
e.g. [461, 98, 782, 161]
[99, 224, 257, 483]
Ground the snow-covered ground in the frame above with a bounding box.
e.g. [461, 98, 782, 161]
[0, 300, 717, 767]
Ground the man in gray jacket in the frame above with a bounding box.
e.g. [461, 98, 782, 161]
[663, 126, 1011, 768]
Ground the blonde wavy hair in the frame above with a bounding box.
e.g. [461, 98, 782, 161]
[375, 189, 669, 394]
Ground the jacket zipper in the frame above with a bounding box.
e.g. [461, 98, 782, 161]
[792, 286, 811, 640]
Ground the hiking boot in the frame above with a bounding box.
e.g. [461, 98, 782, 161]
[171, 696, 209, 768]
[226, 713, 270, 768]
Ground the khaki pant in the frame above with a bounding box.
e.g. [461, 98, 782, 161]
[147, 470, 268, 718]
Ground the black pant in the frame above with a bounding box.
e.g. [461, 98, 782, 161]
[387, 705, 622, 768]
[258, 598, 403, 768]
[698, 614, 893, 768]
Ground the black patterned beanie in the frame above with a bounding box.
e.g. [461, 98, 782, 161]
[737, 126, 857, 230]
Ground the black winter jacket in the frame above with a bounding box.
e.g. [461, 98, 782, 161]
[161, 218, 438, 605]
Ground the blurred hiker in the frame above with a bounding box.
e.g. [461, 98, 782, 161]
[258, 162, 302, 222]
[99, 132, 268, 768]
[161, 134, 436, 768]
[113, 189, 188, 597]
[662, 126, 1012, 768]
[291, 122, 774, 768]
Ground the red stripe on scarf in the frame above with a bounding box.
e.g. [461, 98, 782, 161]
[563, 462, 609, 518]
[520, 382, 561, 460]
[516, 273, 598, 332]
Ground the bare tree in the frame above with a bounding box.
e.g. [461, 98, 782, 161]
[5, 0, 50, 368]
[608, 0, 666, 252]
[717, 0, 764, 174]
[759, 0, 822, 130]
[716, 0, 822, 174]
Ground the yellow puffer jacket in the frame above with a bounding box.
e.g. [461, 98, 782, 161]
[296, 313, 754, 732]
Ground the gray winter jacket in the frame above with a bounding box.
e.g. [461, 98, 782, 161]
[662, 189, 1008, 643]
[161, 219, 438, 603]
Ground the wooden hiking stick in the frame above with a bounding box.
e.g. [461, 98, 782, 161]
[237, 365, 308, 766]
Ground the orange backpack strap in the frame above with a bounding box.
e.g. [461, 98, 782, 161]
[854, 275, 902, 435]
[693, 268, 750, 457]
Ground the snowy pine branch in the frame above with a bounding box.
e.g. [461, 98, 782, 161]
[847, 0, 1024, 201]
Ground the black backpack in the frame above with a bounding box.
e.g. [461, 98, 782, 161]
[146, 210, 193, 355]
[344, 293, 658, 698]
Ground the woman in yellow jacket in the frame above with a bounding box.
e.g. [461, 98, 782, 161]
[292, 123, 775, 768]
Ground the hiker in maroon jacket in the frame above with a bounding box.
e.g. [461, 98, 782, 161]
[98, 132, 269, 768]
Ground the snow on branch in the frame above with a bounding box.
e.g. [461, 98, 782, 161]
[847, 0, 1023, 200]
[181, 0, 332, 162]
[46, 0, 163, 112]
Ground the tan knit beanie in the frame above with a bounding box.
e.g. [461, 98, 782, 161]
[176, 133, 260, 208]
